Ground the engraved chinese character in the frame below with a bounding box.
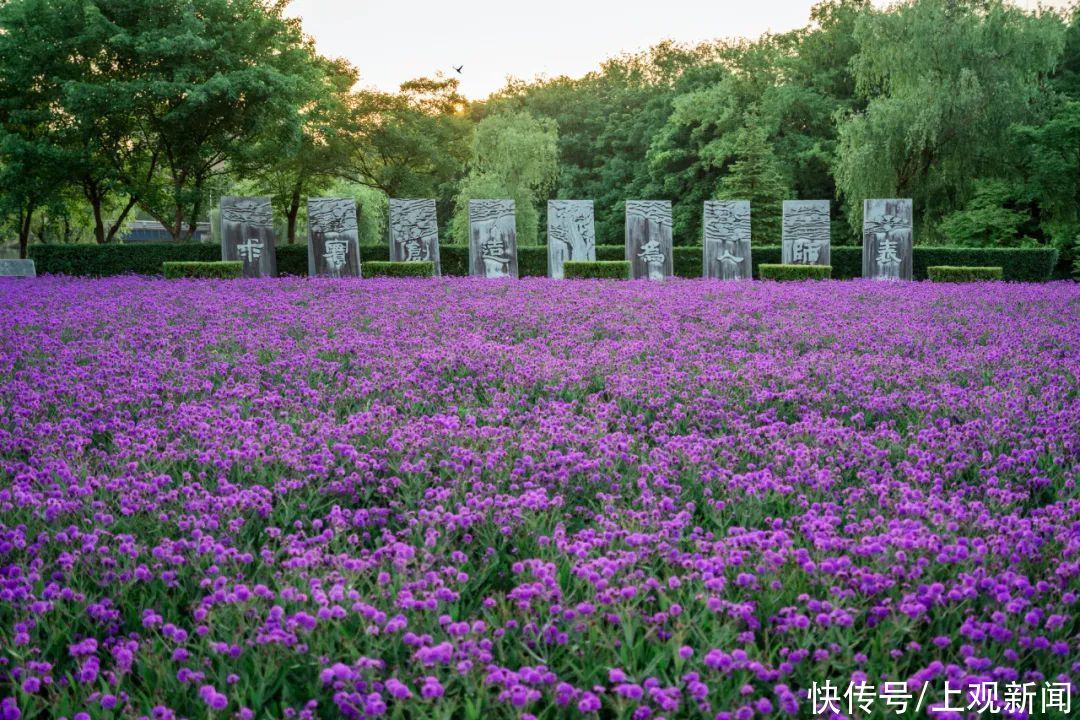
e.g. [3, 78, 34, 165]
[237, 237, 263, 263]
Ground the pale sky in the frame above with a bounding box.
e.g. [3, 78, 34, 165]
[286, 0, 1072, 99]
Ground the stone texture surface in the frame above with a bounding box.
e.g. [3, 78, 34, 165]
[220, 196, 276, 278]
[389, 199, 442, 276]
[781, 200, 831, 266]
[703, 200, 752, 280]
[307, 198, 361, 278]
[862, 199, 914, 281]
[547, 200, 596, 279]
[626, 201, 673, 280]
[0, 259, 36, 277]
[469, 200, 518, 279]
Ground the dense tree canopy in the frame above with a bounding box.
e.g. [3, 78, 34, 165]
[1, 0, 1078, 276]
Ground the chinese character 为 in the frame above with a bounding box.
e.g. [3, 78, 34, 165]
[792, 238, 822, 264]
[808, 681, 842, 716]
[879, 681, 913, 715]
[1042, 682, 1071, 714]
[638, 238, 665, 265]
[322, 236, 349, 271]
[237, 237, 263, 263]
[845, 681, 876, 715]
[1003, 683, 1036, 715]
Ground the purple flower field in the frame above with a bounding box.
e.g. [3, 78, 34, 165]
[0, 276, 1078, 720]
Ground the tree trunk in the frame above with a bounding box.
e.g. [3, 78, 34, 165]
[18, 207, 34, 259]
[287, 186, 302, 244]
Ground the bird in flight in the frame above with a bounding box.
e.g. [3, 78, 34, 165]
[453, 65, 464, 74]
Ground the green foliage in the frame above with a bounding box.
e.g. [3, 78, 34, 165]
[715, 122, 790, 244]
[914, 247, 1056, 282]
[927, 265, 1004, 282]
[563, 261, 631, 279]
[363, 261, 435, 278]
[759, 263, 833, 280]
[938, 180, 1032, 246]
[451, 111, 559, 246]
[162, 261, 241, 280]
[275, 244, 309, 277]
[30, 244, 219, 276]
[836, 0, 1066, 236]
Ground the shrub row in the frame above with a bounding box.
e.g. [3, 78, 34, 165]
[563, 261, 631, 280]
[927, 266, 1004, 282]
[162, 261, 242, 279]
[363, 261, 435, 278]
[759, 264, 832, 281]
[30, 243, 1060, 281]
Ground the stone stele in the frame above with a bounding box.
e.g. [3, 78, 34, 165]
[547, 200, 596, 279]
[703, 200, 752, 280]
[389, 199, 442, 276]
[781, 200, 831, 266]
[469, 200, 518, 279]
[220, 196, 277, 278]
[862, 199, 914, 281]
[0, 259, 36, 278]
[307, 198, 361, 278]
[626, 200, 673, 280]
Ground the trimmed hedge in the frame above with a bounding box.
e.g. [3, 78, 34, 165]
[28, 242, 1060, 281]
[162, 261, 242, 279]
[914, 247, 1056, 282]
[759, 264, 832, 281]
[31, 243, 219, 276]
[927, 266, 1004, 282]
[363, 261, 435, 278]
[563, 261, 631, 279]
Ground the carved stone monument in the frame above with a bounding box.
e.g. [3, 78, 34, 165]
[469, 199, 517, 279]
[862, 199, 913, 281]
[307, 198, 361, 278]
[547, 200, 596, 279]
[703, 200, 752, 280]
[781, 200, 830, 266]
[389, 199, 442, 276]
[221, 196, 276, 278]
[626, 200, 673, 280]
[0, 259, 36, 277]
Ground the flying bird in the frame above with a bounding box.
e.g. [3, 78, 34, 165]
[453, 65, 464, 74]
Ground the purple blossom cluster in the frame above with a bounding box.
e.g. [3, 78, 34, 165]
[0, 276, 1077, 719]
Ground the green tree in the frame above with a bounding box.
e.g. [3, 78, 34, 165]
[716, 120, 791, 244]
[835, 0, 1065, 236]
[937, 179, 1031, 246]
[450, 111, 558, 246]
